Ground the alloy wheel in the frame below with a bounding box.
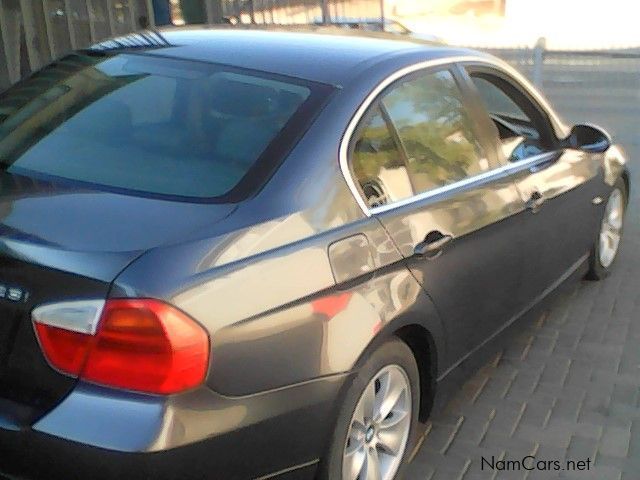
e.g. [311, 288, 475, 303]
[342, 365, 412, 480]
[599, 188, 624, 268]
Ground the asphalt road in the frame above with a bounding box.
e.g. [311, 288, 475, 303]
[407, 54, 640, 479]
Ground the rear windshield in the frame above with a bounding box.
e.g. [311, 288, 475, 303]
[0, 53, 328, 201]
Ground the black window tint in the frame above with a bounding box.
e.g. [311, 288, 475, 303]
[470, 74, 546, 162]
[351, 106, 414, 208]
[0, 54, 322, 200]
[472, 76, 530, 122]
[382, 69, 491, 193]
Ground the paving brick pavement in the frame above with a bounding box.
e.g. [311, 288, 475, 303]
[407, 55, 640, 480]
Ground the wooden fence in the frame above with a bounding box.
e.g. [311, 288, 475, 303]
[0, 0, 233, 89]
[0, 0, 384, 90]
[0, 0, 159, 89]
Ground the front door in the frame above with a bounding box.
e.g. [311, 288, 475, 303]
[463, 66, 603, 303]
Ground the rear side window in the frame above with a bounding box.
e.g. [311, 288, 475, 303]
[381, 69, 492, 194]
[351, 106, 413, 208]
[0, 54, 327, 201]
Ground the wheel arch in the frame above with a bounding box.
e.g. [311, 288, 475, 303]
[348, 314, 441, 424]
[393, 324, 437, 422]
[317, 287, 446, 466]
[621, 170, 631, 204]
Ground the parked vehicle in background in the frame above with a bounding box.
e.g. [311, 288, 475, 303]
[0, 27, 629, 480]
[313, 16, 444, 43]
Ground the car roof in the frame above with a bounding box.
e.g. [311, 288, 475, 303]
[88, 26, 479, 86]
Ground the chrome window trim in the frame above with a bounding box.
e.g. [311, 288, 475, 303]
[339, 54, 568, 217]
[369, 151, 557, 214]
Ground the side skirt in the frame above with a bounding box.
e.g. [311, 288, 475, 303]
[431, 254, 589, 416]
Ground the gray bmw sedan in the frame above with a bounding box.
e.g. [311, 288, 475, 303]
[0, 27, 629, 480]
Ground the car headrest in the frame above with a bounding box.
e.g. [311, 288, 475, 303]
[208, 79, 278, 118]
[75, 100, 132, 137]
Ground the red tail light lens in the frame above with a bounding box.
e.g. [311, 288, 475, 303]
[83, 299, 210, 394]
[33, 324, 93, 376]
[33, 299, 210, 395]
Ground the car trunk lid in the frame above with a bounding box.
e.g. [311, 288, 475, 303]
[0, 172, 235, 425]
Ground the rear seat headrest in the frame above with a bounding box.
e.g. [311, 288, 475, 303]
[208, 79, 278, 118]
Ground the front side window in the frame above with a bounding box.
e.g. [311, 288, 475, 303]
[0, 53, 327, 200]
[469, 73, 552, 162]
[472, 76, 530, 122]
[381, 69, 492, 194]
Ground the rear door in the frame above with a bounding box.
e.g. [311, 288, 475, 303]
[462, 64, 603, 303]
[346, 65, 527, 371]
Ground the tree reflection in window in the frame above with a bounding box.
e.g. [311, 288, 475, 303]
[382, 70, 489, 194]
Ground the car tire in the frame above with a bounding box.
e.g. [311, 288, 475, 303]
[319, 338, 420, 480]
[587, 177, 627, 280]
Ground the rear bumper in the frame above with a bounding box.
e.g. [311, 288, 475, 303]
[0, 434, 318, 480]
[0, 374, 349, 480]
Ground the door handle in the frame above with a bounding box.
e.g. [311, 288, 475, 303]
[414, 231, 453, 257]
[526, 190, 545, 212]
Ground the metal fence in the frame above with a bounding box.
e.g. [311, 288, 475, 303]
[474, 46, 640, 166]
[480, 46, 640, 88]
[219, 0, 382, 25]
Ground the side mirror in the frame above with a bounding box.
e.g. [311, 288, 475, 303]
[567, 124, 611, 153]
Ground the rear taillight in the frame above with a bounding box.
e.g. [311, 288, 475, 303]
[32, 299, 210, 395]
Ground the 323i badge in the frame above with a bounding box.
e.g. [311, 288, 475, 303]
[0, 283, 28, 303]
